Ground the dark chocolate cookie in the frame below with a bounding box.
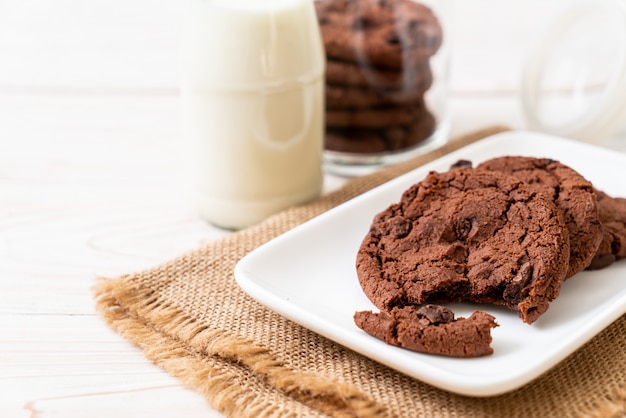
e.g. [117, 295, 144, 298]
[356, 168, 570, 324]
[325, 59, 433, 90]
[325, 129, 387, 154]
[476, 156, 602, 278]
[325, 101, 429, 128]
[315, 0, 443, 69]
[586, 190, 626, 270]
[325, 111, 435, 153]
[326, 79, 432, 109]
[354, 305, 498, 357]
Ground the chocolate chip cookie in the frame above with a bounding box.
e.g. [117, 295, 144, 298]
[476, 156, 602, 278]
[587, 190, 626, 270]
[325, 59, 432, 90]
[325, 78, 432, 109]
[325, 111, 436, 153]
[356, 168, 570, 324]
[325, 101, 429, 128]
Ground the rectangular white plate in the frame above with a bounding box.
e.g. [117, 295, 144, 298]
[234, 131, 626, 396]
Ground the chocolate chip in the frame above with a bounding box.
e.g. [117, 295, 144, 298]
[416, 304, 454, 324]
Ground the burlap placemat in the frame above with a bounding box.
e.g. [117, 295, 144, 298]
[94, 126, 626, 418]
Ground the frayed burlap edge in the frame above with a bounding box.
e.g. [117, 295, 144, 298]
[94, 277, 386, 418]
[93, 126, 626, 417]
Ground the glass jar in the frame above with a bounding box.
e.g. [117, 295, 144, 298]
[315, 0, 451, 176]
[179, 0, 325, 230]
[522, 0, 626, 144]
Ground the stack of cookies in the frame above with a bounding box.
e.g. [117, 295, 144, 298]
[314, 0, 443, 154]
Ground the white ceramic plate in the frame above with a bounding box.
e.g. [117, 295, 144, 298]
[234, 131, 626, 397]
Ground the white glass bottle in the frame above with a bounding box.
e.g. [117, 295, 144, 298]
[180, 0, 325, 229]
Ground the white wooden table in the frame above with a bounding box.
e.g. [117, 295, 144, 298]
[2, 1, 625, 416]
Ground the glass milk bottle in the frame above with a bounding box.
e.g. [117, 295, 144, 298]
[180, 0, 325, 229]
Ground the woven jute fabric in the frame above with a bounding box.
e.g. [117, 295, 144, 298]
[94, 126, 626, 418]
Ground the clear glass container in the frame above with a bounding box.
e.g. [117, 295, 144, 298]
[315, 0, 451, 176]
[522, 0, 626, 143]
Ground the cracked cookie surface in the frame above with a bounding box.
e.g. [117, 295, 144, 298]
[356, 168, 570, 324]
[476, 156, 602, 278]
